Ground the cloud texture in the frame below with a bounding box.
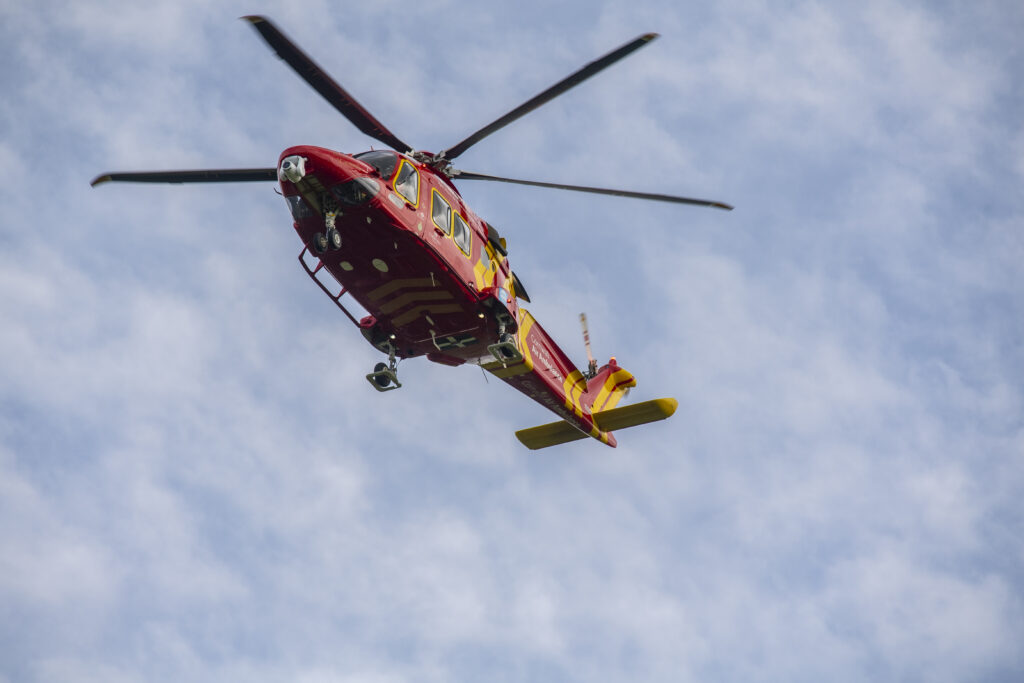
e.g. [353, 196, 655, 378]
[1, 1, 1022, 681]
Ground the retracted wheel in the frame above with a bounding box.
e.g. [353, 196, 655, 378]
[311, 232, 329, 254]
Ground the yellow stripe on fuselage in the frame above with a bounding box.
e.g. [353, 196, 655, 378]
[487, 361, 534, 379]
[562, 370, 587, 418]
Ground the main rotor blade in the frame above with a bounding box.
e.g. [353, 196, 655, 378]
[451, 170, 733, 210]
[243, 15, 412, 153]
[438, 33, 659, 162]
[91, 168, 278, 187]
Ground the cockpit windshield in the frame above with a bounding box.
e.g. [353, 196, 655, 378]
[354, 151, 399, 180]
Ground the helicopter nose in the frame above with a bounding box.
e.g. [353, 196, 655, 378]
[279, 155, 307, 183]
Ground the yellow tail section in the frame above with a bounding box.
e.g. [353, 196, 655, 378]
[515, 420, 589, 450]
[515, 398, 678, 450]
[586, 365, 636, 413]
[592, 397, 678, 432]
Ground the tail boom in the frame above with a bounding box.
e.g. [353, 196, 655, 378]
[482, 310, 614, 445]
[483, 309, 676, 449]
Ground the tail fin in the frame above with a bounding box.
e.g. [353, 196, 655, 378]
[584, 360, 637, 414]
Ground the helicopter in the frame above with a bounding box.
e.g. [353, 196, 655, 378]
[91, 16, 732, 450]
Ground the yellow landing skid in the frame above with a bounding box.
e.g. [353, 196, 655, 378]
[515, 398, 678, 450]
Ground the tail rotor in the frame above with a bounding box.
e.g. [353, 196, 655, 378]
[579, 312, 598, 379]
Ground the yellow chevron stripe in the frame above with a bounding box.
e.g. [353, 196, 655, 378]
[378, 289, 453, 314]
[473, 260, 486, 291]
[606, 369, 637, 410]
[592, 368, 637, 413]
[368, 277, 435, 301]
[562, 370, 587, 417]
[472, 258, 495, 292]
[517, 311, 535, 365]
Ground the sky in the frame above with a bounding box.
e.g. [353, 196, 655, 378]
[1, 0, 1022, 681]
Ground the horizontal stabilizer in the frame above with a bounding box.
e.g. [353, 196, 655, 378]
[593, 397, 677, 432]
[515, 398, 678, 450]
[515, 420, 589, 450]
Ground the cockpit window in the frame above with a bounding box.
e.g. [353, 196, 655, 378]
[393, 159, 419, 206]
[354, 150, 398, 180]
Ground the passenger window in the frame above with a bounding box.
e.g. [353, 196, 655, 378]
[482, 242, 496, 264]
[453, 214, 471, 255]
[431, 190, 452, 234]
[393, 160, 419, 206]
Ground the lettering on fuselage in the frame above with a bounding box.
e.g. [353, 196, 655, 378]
[529, 339, 562, 382]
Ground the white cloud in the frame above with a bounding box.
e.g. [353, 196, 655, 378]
[1, 1, 1022, 682]
[0, 448, 117, 606]
[826, 548, 1019, 680]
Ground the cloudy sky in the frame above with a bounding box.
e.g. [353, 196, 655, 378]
[2, 0, 1022, 681]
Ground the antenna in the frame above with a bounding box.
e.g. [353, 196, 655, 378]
[579, 313, 598, 379]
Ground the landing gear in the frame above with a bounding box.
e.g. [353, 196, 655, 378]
[487, 314, 523, 366]
[311, 231, 329, 254]
[366, 344, 402, 392]
[327, 227, 342, 250]
[312, 195, 343, 254]
[371, 362, 390, 388]
[488, 339, 523, 365]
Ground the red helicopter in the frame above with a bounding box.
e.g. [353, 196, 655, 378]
[92, 16, 732, 449]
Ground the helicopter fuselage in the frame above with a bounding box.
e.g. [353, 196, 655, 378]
[280, 145, 515, 362]
[280, 145, 625, 444]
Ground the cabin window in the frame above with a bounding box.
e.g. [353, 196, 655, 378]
[453, 213, 472, 255]
[480, 243, 496, 271]
[431, 190, 452, 234]
[393, 159, 419, 206]
[354, 150, 398, 180]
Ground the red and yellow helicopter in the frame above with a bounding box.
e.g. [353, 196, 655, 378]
[92, 16, 731, 449]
